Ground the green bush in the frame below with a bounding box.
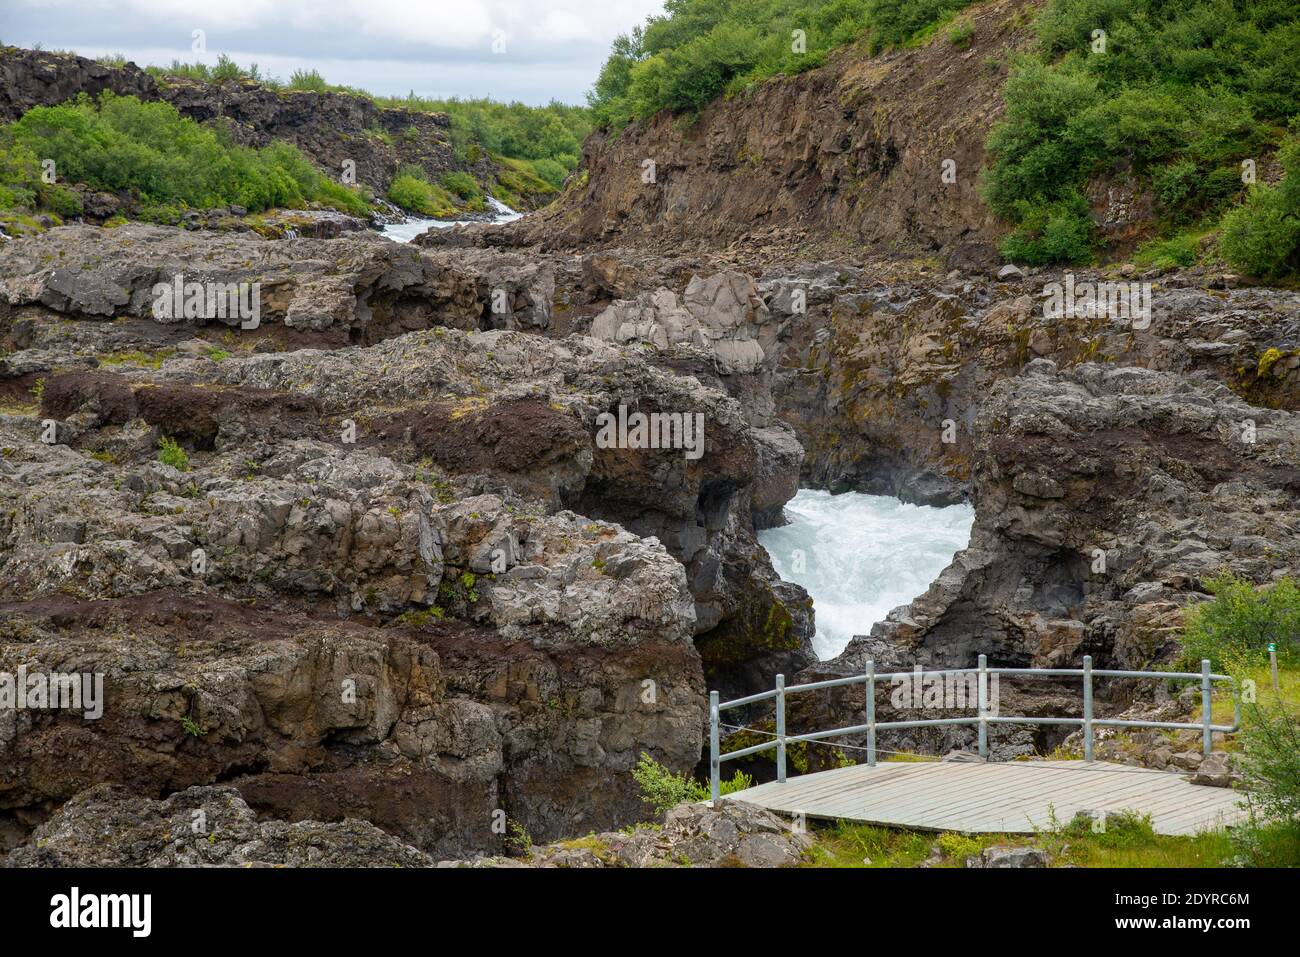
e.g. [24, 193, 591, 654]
[1239, 703, 1300, 827]
[998, 191, 1094, 265]
[157, 436, 189, 471]
[1133, 229, 1205, 269]
[984, 0, 1300, 267]
[1179, 573, 1300, 672]
[2, 92, 368, 216]
[1220, 132, 1300, 278]
[588, 0, 978, 128]
[387, 169, 457, 217]
[379, 94, 590, 185]
[147, 55, 281, 89]
[947, 21, 974, 50]
[438, 170, 483, 205]
[288, 68, 330, 92]
[631, 752, 751, 815]
[123, 56, 588, 201]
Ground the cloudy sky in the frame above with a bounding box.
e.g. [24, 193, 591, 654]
[0, 0, 666, 105]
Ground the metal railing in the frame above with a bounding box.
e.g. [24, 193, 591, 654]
[708, 654, 1241, 804]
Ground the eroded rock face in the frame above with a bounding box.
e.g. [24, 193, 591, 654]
[0, 584, 703, 856]
[504, 0, 1038, 262]
[787, 361, 1300, 760]
[4, 214, 1298, 864]
[0, 283, 816, 855]
[1, 231, 815, 700]
[441, 800, 812, 868]
[5, 784, 438, 867]
[5, 786, 809, 868]
[867, 361, 1300, 672]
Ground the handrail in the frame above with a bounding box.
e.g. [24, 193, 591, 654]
[708, 655, 1241, 805]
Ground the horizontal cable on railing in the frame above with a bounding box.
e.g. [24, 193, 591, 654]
[709, 657, 1240, 804]
[718, 722, 1217, 777]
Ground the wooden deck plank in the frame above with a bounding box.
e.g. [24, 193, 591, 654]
[926, 765, 1170, 821]
[724, 760, 1246, 835]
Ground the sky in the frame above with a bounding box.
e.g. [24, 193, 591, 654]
[0, 0, 667, 105]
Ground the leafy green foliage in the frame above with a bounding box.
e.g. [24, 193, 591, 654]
[386, 166, 458, 217]
[142, 55, 589, 191]
[157, 436, 190, 471]
[146, 54, 282, 89]
[1239, 702, 1300, 827]
[438, 170, 484, 207]
[631, 752, 751, 815]
[0, 92, 368, 216]
[1220, 130, 1300, 278]
[588, 0, 978, 128]
[378, 96, 590, 187]
[983, 0, 1300, 266]
[1179, 573, 1300, 672]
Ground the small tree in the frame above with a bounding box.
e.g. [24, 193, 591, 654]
[1179, 573, 1300, 671]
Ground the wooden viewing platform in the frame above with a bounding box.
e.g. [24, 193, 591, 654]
[727, 759, 1247, 836]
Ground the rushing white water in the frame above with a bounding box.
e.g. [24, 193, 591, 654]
[758, 489, 975, 660]
[380, 197, 522, 243]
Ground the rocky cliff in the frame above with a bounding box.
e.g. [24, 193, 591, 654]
[510, 0, 1038, 265]
[0, 46, 546, 208]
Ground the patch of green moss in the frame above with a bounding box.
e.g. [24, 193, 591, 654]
[696, 589, 804, 675]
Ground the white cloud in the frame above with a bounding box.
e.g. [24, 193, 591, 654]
[0, 0, 667, 102]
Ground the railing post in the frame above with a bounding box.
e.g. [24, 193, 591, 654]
[977, 654, 988, 760]
[1201, 659, 1213, 756]
[865, 658, 877, 767]
[1082, 654, 1094, 763]
[709, 691, 720, 806]
[775, 674, 787, 784]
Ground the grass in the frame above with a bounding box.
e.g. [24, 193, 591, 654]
[98, 349, 173, 369]
[1133, 226, 1217, 270]
[386, 168, 459, 218]
[1212, 663, 1300, 729]
[157, 436, 189, 471]
[805, 811, 1265, 868]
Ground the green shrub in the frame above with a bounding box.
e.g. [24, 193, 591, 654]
[984, 0, 1300, 267]
[998, 191, 1094, 265]
[438, 170, 483, 204]
[528, 157, 569, 189]
[936, 831, 980, 862]
[288, 68, 330, 92]
[37, 183, 83, 217]
[134, 58, 589, 195]
[157, 436, 189, 471]
[1133, 229, 1205, 269]
[631, 752, 751, 815]
[1179, 573, 1300, 672]
[588, 0, 978, 127]
[1220, 132, 1300, 278]
[2, 92, 368, 216]
[386, 167, 459, 217]
[146, 54, 265, 86]
[1239, 703, 1300, 827]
